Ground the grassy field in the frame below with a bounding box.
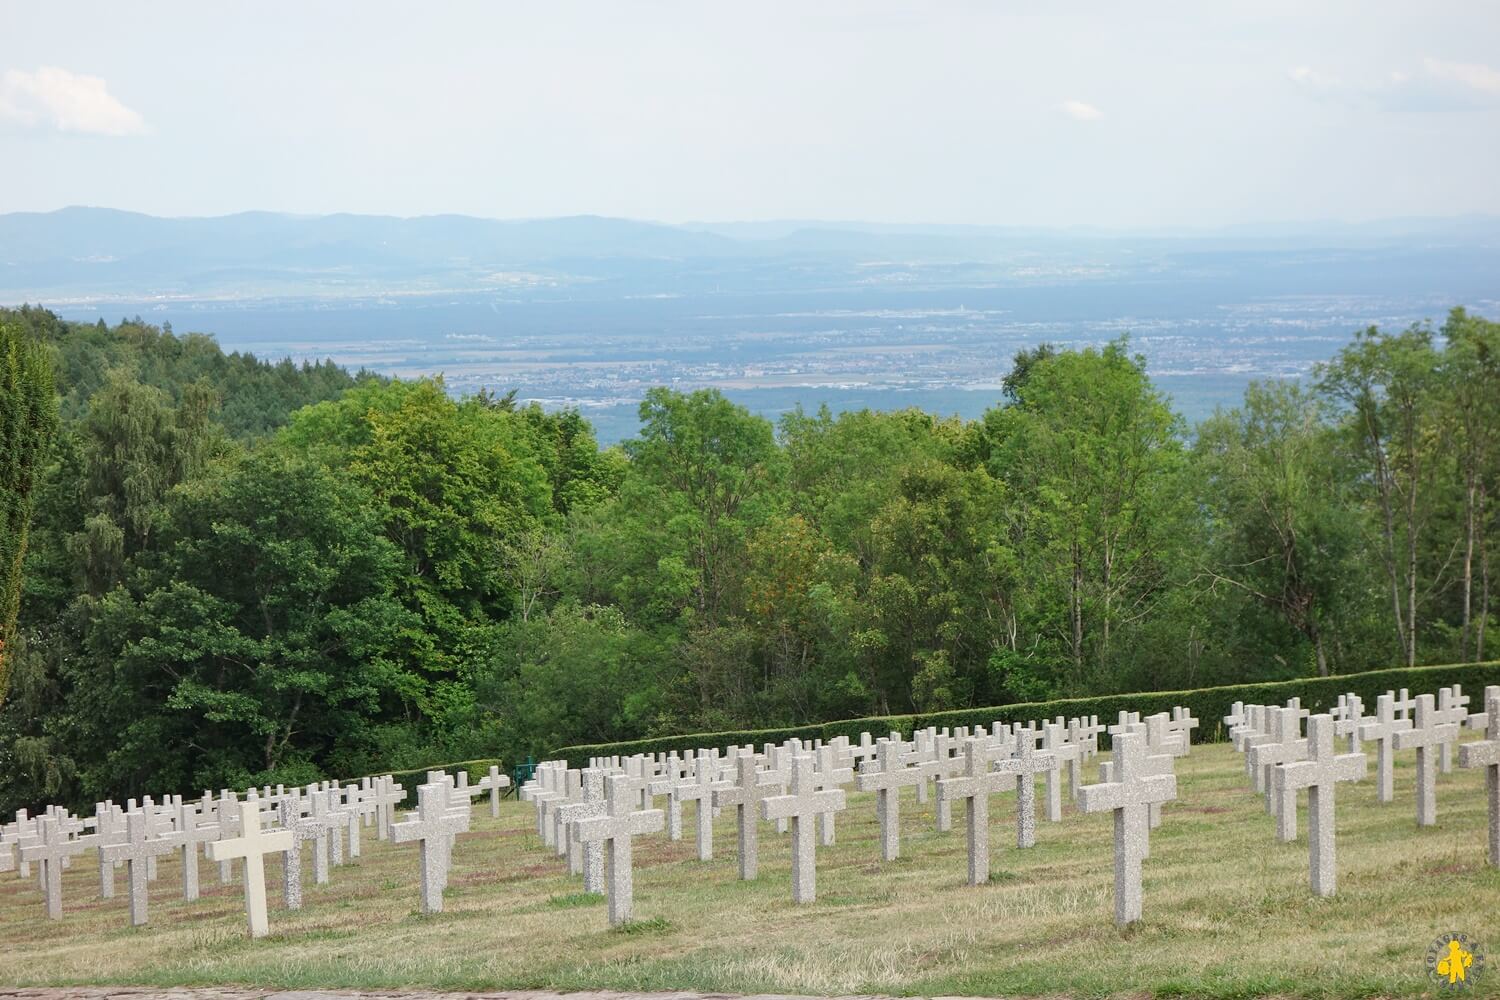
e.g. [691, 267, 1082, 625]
[1, 739, 1497, 999]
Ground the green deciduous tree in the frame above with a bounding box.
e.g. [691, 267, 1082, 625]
[0, 318, 58, 704]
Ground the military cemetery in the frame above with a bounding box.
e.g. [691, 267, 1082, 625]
[4, 5, 1500, 999]
[0, 674, 1495, 999]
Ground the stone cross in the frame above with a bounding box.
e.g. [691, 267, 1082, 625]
[304, 788, 340, 881]
[936, 738, 1016, 885]
[373, 775, 405, 839]
[91, 803, 124, 899]
[571, 773, 665, 926]
[1468, 685, 1500, 733]
[1436, 686, 1471, 774]
[1275, 713, 1366, 896]
[277, 793, 325, 909]
[1168, 706, 1199, 751]
[1333, 694, 1365, 754]
[811, 745, 854, 846]
[212, 791, 241, 883]
[1077, 731, 1178, 927]
[101, 810, 182, 927]
[1357, 693, 1411, 803]
[18, 817, 84, 919]
[712, 755, 783, 879]
[649, 762, 691, 841]
[1076, 715, 1104, 758]
[1392, 693, 1460, 826]
[175, 800, 218, 901]
[9, 808, 34, 878]
[317, 787, 350, 866]
[991, 732, 1057, 849]
[672, 754, 719, 860]
[1248, 706, 1307, 841]
[1458, 690, 1500, 867]
[905, 730, 934, 806]
[205, 795, 292, 938]
[855, 740, 927, 861]
[1097, 736, 1177, 860]
[391, 781, 471, 914]
[340, 784, 364, 859]
[760, 753, 846, 904]
[475, 765, 511, 819]
[918, 732, 964, 832]
[1236, 707, 1272, 785]
[1393, 687, 1415, 720]
[554, 768, 607, 890]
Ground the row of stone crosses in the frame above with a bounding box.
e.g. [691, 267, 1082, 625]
[3, 684, 1498, 940]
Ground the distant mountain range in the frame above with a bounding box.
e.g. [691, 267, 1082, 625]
[3, 205, 1499, 304]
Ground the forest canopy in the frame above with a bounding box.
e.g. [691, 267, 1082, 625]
[1, 304, 1496, 812]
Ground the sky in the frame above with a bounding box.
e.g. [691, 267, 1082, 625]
[2, 1, 1499, 229]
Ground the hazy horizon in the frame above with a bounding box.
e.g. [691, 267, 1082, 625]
[4, 3, 1500, 228]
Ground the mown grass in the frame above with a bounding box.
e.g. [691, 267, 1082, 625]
[1, 739, 1497, 999]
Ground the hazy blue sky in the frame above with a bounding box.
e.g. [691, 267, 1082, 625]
[2, 1, 1498, 227]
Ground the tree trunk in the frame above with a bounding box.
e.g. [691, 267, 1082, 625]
[1462, 477, 1476, 660]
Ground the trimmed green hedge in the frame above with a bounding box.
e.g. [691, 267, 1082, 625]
[551, 661, 1500, 766]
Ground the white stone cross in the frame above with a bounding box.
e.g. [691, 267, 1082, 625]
[1333, 693, 1365, 753]
[811, 745, 854, 846]
[1275, 713, 1366, 896]
[1077, 731, 1178, 927]
[317, 786, 351, 866]
[649, 760, 693, 842]
[1436, 686, 1471, 774]
[212, 791, 241, 884]
[90, 802, 125, 900]
[1168, 706, 1199, 752]
[204, 795, 291, 938]
[102, 810, 183, 927]
[918, 732, 965, 832]
[760, 753, 846, 904]
[1458, 689, 1500, 867]
[855, 739, 927, 862]
[339, 783, 364, 859]
[1248, 706, 1307, 841]
[175, 800, 219, 901]
[1393, 693, 1460, 827]
[1097, 737, 1177, 860]
[571, 772, 664, 926]
[391, 781, 471, 914]
[992, 731, 1057, 849]
[1467, 685, 1500, 733]
[712, 754, 783, 878]
[277, 793, 325, 908]
[1357, 693, 1411, 803]
[374, 775, 405, 840]
[936, 738, 1016, 885]
[474, 765, 511, 819]
[1143, 714, 1187, 828]
[672, 754, 720, 860]
[18, 816, 84, 919]
[554, 767, 608, 889]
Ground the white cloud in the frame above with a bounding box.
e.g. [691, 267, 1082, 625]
[1289, 57, 1500, 111]
[1059, 99, 1103, 121]
[1423, 58, 1500, 97]
[0, 66, 146, 136]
